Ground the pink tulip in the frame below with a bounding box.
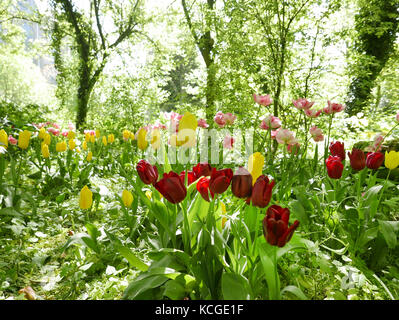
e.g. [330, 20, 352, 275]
[370, 133, 384, 152]
[260, 115, 281, 130]
[152, 122, 167, 130]
[253, 94, 273, 107]
[223, 135, 235, 149]
[68, 123, 75, 131]
[61, 130, 68, 137]
[323, 101, 345, 114]
[271, 130, 278, 139]
[84, 130, 96, 136]
[51, 123, 60, 129]
[214, 111, 226, 128]
[48, 127, 60, 136]
[224, 113, 237, 125]
[287, 141, 300, 155]
[304, 108, 322, 118]
[309, 126, 324, 142]
[276, 129, 296, 145]
[8, 135, 17, 145]
[198, 118, 209, 128]
[293, 98, 314, 110]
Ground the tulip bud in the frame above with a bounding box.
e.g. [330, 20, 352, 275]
[231, 167, 252, 198]
[193, 162, 212, 177]
[18, 130, 31, 149]
[179, 170, 198, 186]
[0, 129, 8, 149]
[209, 168, 233, 194]
[136, 160, 158, 185]
[38, 127, 46, 140]
[56, 141, 67, 152]
[263, 205, 299, 247]
[67, 131, 75, 140]
[196, 177, 214, 202]
[41, 143, 50, 158]
[329, 141, 345, 161]
[79, 185, 93, 210]
[102, 136, 107, 146]
[325, 155, 344, 179]
[43, 132, 51, 145]
[248, 152, 264, 185]
[86, 151, 93, 162]
[123, 130, 130, 141]
[384, 151, 399, 170]
[82, 141, 88, 150]
[366, 152, 384, 170]
[250, 175, 275, 208]
[122, 190, 134, 208]
[154, 171, 187, 204]
[137, 128, 148, 150]
[348, 148, 366, 171]
[69, 139, 76, 150]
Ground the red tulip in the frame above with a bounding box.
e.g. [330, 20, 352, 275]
[329, 141, 345, 161]
[366, 152, 384, 170]
[250, 175, 275, 208]
[348, 148, 366, 171]
[179, 170, 198, 186]
[154, 171, 187, 204]
[263, 205, 299, 247]
[325, 155, 344, 179]
[192, 162, 212, 177]
[231, 167, 252, 198]
[209, 168, 233, 194]
[196, 177, 214, 202]
[136, 160, 158, 185]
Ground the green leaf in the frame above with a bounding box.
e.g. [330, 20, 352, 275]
[281, 285, 308, 300]
[290, 200, 308, 225]
[258, 242, 280, 300]
[27, 171, 42, 180]
[163, 280, 186, 300]
[378, 220, 398, 249]
[115, 244, 148, 272]
[123, 275, 169, 300]
[222, 273, 251, 300]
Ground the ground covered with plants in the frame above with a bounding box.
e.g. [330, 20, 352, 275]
[0, 0, 399, 301]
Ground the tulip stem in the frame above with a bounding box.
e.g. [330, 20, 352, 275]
[377, 170, 390, 209]
[272, 246, 280, 300]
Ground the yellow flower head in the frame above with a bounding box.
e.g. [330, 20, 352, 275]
[123, 130, 130, 141]
[18, 130, 31, 149]
[102, 136, 107, 146]
[0, 129, 8, 149]
[176, 111, 197, 147]
[82, 140, 88, 150]
[151, 129, 161, 150]
[137, 128, 148, 151]
[90, 135, 95, 143]
[122, 190, 134, 208]
[248, 152, 265, 184]
[43, 132, 51, 145]
[145, 190, 152, 200]
[79, 185, 93, 210]
[220, 201, 226, 214]
[67, 131, 75, 140]
[38, 127, 46, 140]
[96, 129, 100, 138]
[69, 139, 76, 150]
[56, 141, 67, 152]
[41, 143, 50, 158]
[85, 133, 91, 142]
[107, 134, 115, 144]
[385, 150, 399, 170]
[129, 131, 135, 140]
[86, 151, 93, 162]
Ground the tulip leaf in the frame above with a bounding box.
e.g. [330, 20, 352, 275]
[114, 244, 149, 272]
[123, 274, 169, 300]
[222, 273, 252, 300]
[281, 285, 308, 300]
[258, 242, 280, 300]
[378, 220, 399, 249]
[290, 200, 309, 225]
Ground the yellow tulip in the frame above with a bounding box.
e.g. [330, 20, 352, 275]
[130, 132, 135, 140]
[38, 127, 46, 140]
[220, 201, 226, 214]
[96, 129, 100, 138]
[123, 130, 130, 141]
[69, 139, 76, 150]
[82, 140, 87, 150]
[137, 128, 148, 150]
[67, 131, 75, 140]
[41, 143, 50, 158]
[86, 151, 93, 161]
[79, 185, 93, 210]
[0, 129, 8, 149]
[222, 216, 227, 229]
[385, 151, 399, 170]
[43, 132, 51, 145]
[151, 129, 161, 150]
[102, 136, 107, 146]
[145, 190, 152, 200]
[107, 134, 115, 144]
[18, 130, 31, 149]
[56, 141, 67, 152]
[176, 111, 197, 147]
[90, 135, 95, 143]
[85, 133, 91, 142]
[248, 152, 265, 184]
[122, 190, 134, 208]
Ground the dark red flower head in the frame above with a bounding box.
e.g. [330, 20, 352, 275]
[154, 171, 187, 204]
[179, 170, 198, 186]
[348, 148, 366, 171]
[366, 152, 384, 170]
[250, 175, 275, 208]
[325, 155, 344, 179]
[263, 205, 299, 247]
[329, 141, 345, 161]
[193, 162, 212, 178]
[136, 160, 158, 185]
[209, 168, 233, 194]
[196, 177, 214, 202]
[231, 167, 252, 199]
